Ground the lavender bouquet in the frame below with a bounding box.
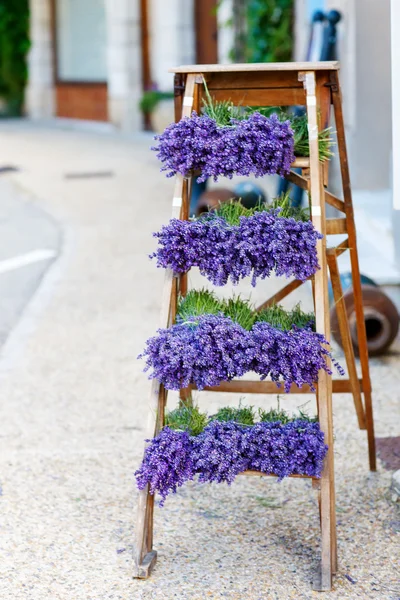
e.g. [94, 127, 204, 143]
[139, 309, 344, 392]
[151, 198, 322, 286]
[152, 111, 295, 183]
[135, 404, 328, 505]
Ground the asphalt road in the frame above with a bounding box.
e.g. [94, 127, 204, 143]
[0, 177, 60, 347]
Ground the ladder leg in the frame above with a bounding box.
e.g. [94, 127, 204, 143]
[330, 72, 376, 471]
[302, 70, 335, 589]
[327, 253, 366, 430]
[134, 382, 166, 578]
[135, 73, 200, 578]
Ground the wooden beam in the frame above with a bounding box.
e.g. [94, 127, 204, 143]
[255, 279, 307, 312]
[191, 378, 363, 395]
[326, 218, 347, 235]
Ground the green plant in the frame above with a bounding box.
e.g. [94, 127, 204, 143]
[267, 192, 310, 221]
[245, 0, 294, 63]
[210, 403, 256, 426]
[289, 112, 334, 161]
[220, 0, 294, 63]
[165, 399, 317, 437]
[0, 0, 30, 116]
[245, 106, 335, 161]
[139, 90, 174, 115]
[165, 403, 208, 436]
[209, 193, 308, 225]
[202, 83, 334, 161]
[257, 302, 315, 331]
[221, 296, 257, 330]
[177, 288, 315, 332]
[178, 289, 221, 322]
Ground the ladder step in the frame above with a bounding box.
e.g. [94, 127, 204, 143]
[241, 471, 316, 480]
[291, 156, 310, 168]
[190, 378, 363, 394]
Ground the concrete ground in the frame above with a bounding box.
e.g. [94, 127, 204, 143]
[0, 121, 399, 600]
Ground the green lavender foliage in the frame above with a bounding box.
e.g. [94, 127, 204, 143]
[258, 406, 291, 424]
[267, 192, 310, 222]
[165, 403, 208, 436]
[210, 404, 256, 426]
[179, 292, 313, 332]
[178, 289, 221, 322]
[165, 400, 317, 436]
[209, 194, 309, 226]
[257, 303, 315, 331]
[202, 84, 334, 161]
[258, 406, 317, 424]
[177, 289, 315, 332]
[221, 296, 257, 330]
[289, 112, 334, 161]
[202, 80, 242, 126]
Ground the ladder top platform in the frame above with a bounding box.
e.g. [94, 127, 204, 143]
[169, 61, 340, 74]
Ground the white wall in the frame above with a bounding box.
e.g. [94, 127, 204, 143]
[351, 0, 391, 190]
[296, 0, 392, 191]
[217, 0, 234, 64]
[391, 0, 400, 266]
[26, 0, 55, 118]
[149, 0, 195, 91]
[105, 0, 142, 130]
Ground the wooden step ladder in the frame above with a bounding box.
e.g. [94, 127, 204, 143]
[133, 62, 376, 592]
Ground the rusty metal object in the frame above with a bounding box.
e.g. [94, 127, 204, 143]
[330, 283, 399, 356]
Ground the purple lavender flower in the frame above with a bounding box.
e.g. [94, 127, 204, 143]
[250, 323, 333, 392]
[139, 315, 340, 392]
[135, 420, 328, 504]
[151, 209, 322, 286]
[139, 314, 253, 390]
[152, 112, 294, 182]
[245, 421, 327, 479]
[192, 421, 250, 484]
[135, 427, 195, 506]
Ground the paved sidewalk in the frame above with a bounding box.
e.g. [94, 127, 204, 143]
[0, 122, 399, 600]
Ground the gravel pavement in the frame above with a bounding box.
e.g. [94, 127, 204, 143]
[0, 122, 398, 600]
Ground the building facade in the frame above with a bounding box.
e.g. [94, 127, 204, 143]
[26, 0, 219, 130]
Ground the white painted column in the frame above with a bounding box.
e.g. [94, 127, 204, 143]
[217, 0, 234, 64]
[105, 0, 142, 131]
[26, 0, 55, 118]
[391, 0, 400, 210]
[149, 0, 195, 91]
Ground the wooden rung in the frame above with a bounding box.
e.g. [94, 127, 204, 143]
[325, 190, 345, 213]
[190, 378, 363, 395]
[286, 169, 309, 190]
[326, 238, 349, 257]
[292, 157, 310, 168]
[255, 279, 307, 312]
[241, 471, 317, 480]
[326, 218, 347, 235]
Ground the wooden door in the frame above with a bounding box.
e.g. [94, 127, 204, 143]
[194, 0, 218, 64]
